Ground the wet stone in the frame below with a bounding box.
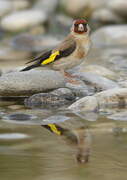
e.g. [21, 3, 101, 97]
[51, 88, 76, 101]
[79, 65, 118, 81]
[7, 105, 25, 110]
[4, 113, 36, 121]
[83, 45, 127, 78]
[74, 72, 119, 91]
[0, 70, 65, 96]
[68, 96, 98, 112]
[66, 81, 94, 97]
[95, 88, 127, 108]
[24, 92, 74, 109]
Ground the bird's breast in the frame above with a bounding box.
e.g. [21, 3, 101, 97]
[74, 39, 90, 59]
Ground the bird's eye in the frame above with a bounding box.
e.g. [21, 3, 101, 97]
[83, 23, 87, 27]
[74, 24, 79, 27]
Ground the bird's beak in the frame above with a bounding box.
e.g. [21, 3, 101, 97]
[78, 24, 84, 31]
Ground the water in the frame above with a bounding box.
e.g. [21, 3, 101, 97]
[0, 101, 127, 180]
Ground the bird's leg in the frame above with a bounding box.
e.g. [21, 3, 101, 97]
[64, 71, 77, 78]
[60, 69, 80, 84]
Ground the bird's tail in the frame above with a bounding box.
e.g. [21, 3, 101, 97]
[20, 63, 39, 71]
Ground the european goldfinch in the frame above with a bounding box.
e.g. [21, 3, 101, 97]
[21, 19, 91, 73]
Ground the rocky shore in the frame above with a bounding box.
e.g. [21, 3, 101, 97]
[0, 0, 127, 125]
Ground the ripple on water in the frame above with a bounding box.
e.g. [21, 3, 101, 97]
[108, 111, 127, 121]
[0, 133, 29, 140]
[42, 115, 70, 125]
[2, 113, 70, 125]
[3, 113, 38, 125]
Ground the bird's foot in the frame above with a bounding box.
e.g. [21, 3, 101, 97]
[64, 71, 78, 79]
[66, 78, 81, 84]
[60, 70, 80, 84]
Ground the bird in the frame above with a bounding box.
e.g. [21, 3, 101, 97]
[21, 19, 91, 79]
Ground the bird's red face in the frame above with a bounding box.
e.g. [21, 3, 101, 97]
[73, 19, 88, 34]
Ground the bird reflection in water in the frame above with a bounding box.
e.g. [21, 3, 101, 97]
[41, 123, 91, 164]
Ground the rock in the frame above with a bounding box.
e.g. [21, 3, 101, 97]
[91, 25, 127, 47]
[108, 54, 127, 73]
[0, 70, 66, 96]
[7, 105, 24, 110]
[69, 88, 127, 112]
[119, 81, 127, 88]
[54, 14, 73, 34]
[108, 0, 127, 17]
[0, 0, 12, 17]
[79, 65, 117, 80]
[51, 88, 75, 101]
[55, 14, 73, 28]
[89, 0, 109, 10]
[12, 0, 30, 10]
[0, 70, 2, 76]
[108, 111, 127, 121]
[28, 25, 45, 35]
[70, 87, 127, 111]
[1, 10, 47, 32]
[34, 0, 58, 15]
[66, 81, 94, 97]
[83, 44, 127, 77]
[0, 97, 19, 106]
[24, 92, 74, 108]
[0, 0, 30, 18]
[91, 8, 123, 24]
[60, 0, 92, 17]
[0, 46, 31, 60]
[74, 72, 119, 91]
[95, 88, 127, 108]
[68, 96, 98, 112]
[11, 34, 59, 52]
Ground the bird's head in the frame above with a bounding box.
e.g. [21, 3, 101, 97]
[71, 19, 90, 35]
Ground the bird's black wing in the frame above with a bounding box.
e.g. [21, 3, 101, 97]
[21, 41, 76, 71]
[25, 49, 52, 64]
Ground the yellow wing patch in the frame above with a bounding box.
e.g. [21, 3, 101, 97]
[41, 51, 60, 65]
[48, 124, 61, 135]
